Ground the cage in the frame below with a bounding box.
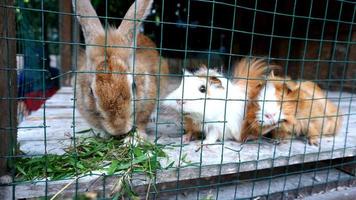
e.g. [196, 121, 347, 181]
[0, 0, 355, 199]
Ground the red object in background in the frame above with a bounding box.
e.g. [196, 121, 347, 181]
[23, 87, 59, 112]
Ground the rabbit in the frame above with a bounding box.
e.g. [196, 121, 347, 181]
[73, 0, 169, 139]
[164, 58, 271, 144]
[241, 72, 343, 146]
[74, 48, 105, 133]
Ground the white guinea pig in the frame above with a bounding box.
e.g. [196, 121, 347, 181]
[164, 59, 271, 144]
[164, 66, 246, 144]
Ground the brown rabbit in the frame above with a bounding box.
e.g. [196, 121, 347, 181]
[241, 73, 343, 145]
[73, 0, 169, 138]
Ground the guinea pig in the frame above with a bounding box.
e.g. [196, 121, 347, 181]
[280, 80, 343, 145]
[164, 67, 243, 144]
[164, 58, 272, 144]
[241, 73, 343, 146]
[182, 115, 203, 142]
[240, 75, 290, 141]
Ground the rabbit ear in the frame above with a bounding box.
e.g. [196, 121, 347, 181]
[72, 0, 104, 44]
[117, 0, 153, 46]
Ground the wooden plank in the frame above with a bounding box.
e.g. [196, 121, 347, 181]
[344, 31, 356, 93]
[158, 169, 355, 199]
[337, 157, 356, 176]
[0, 0, 17, 176]
[59, 0, 72, 86]
[2, 166, 354, 199]
[13, 85, 356, 198]
[16, 87, 356, 172]
[19, 88, 356, 166]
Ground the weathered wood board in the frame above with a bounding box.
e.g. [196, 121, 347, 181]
[10, 83, 356, 198]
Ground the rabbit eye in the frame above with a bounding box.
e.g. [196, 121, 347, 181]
[199, 85, 206, 93]
[89, 87, 94, 96]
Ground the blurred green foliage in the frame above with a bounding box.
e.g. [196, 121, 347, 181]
[15, 0, 139, 54]
[16, 0, 59, 54]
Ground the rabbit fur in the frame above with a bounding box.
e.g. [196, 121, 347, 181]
[73, 0, 169, 138]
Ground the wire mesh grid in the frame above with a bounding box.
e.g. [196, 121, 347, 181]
[0, 0, 356, 199]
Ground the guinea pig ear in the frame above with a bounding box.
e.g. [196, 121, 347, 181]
[269, 70, 276, 79]
[183, 69, 193, 77]
[199, 64, 208, 70]
[209, 76, 224, 89]
[194, 65, 208, 76]
[283, 81, 297, 94]
[257, 80, 264, 89]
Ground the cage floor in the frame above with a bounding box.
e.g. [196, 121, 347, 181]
[4, 167, 355, 199]
[18, 82, 356, 184]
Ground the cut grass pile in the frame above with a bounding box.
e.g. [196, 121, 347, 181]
[14, 132, 170, 182]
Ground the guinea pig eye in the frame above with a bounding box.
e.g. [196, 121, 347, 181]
[287, 88, 292, 94]
[199, 85, 206, 93]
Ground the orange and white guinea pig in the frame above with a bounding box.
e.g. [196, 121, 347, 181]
[165, 58, 273, 144]
[241, 73, 343, 146]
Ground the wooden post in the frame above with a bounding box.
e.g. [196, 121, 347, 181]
[59, 0, 73, 86]
[0, 0, 17, 176]
[344, 31, 356, 92]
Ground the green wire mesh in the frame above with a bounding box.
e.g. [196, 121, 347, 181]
[0, 0, 355, 199]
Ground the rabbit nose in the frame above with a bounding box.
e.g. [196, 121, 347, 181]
[264, 113, 275, 119]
